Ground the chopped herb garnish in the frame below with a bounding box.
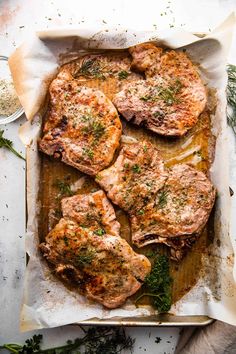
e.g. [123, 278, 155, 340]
[132, 164, 141, 173]
[143, 144, 148, 152]
[156, 189, 168, 208]
[54, 179, 74, 197]
[75, 58, 105, 80]
[0, 327, 135, 353]
[118, 70, 129, 80]
[137, 209, 145, 215]
[140, 79, 182, 105]
[94, 228, 105, 236]
[136, 255, 172, 313]
[82, 120, 105, 140]
[0, 130, 25, 160]
[83, 147, 94, 159]
[63, 236, 69, 246]
[76, 249, 95, 267]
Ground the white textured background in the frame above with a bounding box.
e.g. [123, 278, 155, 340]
[0, 0, 236, 352]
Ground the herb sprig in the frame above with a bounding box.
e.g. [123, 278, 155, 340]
[0, 130, 25, 160]
[0, 327, 135, 353]
[227, 64, 236, 134]
[54, 179, 74, 197]
[75, 59, 105, 80]
[135, 255, 172, 313]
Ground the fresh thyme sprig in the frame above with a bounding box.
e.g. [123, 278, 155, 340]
[0, 327, 135, 354]
[227, 64, 236, 134]
[0, 129, 25, 160]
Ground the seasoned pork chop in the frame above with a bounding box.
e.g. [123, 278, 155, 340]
[114, 43, 207, 136]
[60, 53, 142, 92]
[96, 140, 167, 213]
[40, 190, 151, 308]
[131, 164, 216, 260]
[39, 75, 122, 175]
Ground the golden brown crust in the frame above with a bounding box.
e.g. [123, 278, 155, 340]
[40, 191, 151, 308]
[39, 76, 122, 175]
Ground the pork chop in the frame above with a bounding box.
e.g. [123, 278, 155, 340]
[131, 164, 216, 260]
[95, 140, 168, 213]
[39, 75, 122, 175]
[40, 190, 151, 308]
[113, 43, 207, 136]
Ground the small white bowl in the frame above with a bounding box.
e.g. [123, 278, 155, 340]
[0, 55, 24, 125]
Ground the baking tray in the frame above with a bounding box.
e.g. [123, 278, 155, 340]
[37, 46, 216, 327]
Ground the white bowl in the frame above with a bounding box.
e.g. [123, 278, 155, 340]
[0, 55, 24, 125]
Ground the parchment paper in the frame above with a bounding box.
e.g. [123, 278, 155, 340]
[9, 13, 236, 331]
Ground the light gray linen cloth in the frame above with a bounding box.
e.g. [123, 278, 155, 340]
[175, 321, 236, 354]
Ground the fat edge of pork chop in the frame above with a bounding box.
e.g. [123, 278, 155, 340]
[39, 74, 122, 176]
[40, 190, 151, 308]
[131, 164, 216, 260]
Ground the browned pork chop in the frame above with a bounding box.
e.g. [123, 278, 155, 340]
[95, 140, 167, 213]
[60, 52, 142, 83]
[40, 190, 151, 308]
[39, 75, 122, 175]
[114, 43, 207, 136]
[131, 164, 216, 260]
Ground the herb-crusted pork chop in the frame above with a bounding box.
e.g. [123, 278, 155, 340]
[40, 190, 151, 308]
[113, 43, 207, 136]
[95, 140, 168, 213]
[39, 73, 122, 175]
[131, 164, 216, 260]
[59, 52, 142, 99]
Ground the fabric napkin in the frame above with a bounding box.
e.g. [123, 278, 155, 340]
[175, 321, 236, 354]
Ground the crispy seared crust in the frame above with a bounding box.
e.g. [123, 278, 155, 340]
[39, 75, 122, 175]
[40, 191, 151, 308]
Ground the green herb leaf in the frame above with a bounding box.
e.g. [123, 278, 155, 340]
[94, 228, 105, 236]
[54, 179, 74, 197]
[83, 147, 94, 159]
[132, 164, 141, 173]
[156, 189, 168, 208]
[75, 58, 105, 80]
[118, 70, 129, 80]
[0, 130, 25, 161]
[76, 249, 95, 268]
[136, 255, 172, 313]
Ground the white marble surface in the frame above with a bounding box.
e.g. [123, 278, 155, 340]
[0, 0, 236, 352]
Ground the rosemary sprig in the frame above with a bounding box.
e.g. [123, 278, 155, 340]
[0, 130, 25, 160]
[227, 64, 236, 134]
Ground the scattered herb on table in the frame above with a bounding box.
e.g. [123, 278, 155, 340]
[227, 64, 236, 134]
[155, 336, 162, 344]
[0, 327, 135, 353]
[0, 130, 25, 160]
[135, 255, 172, 313]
